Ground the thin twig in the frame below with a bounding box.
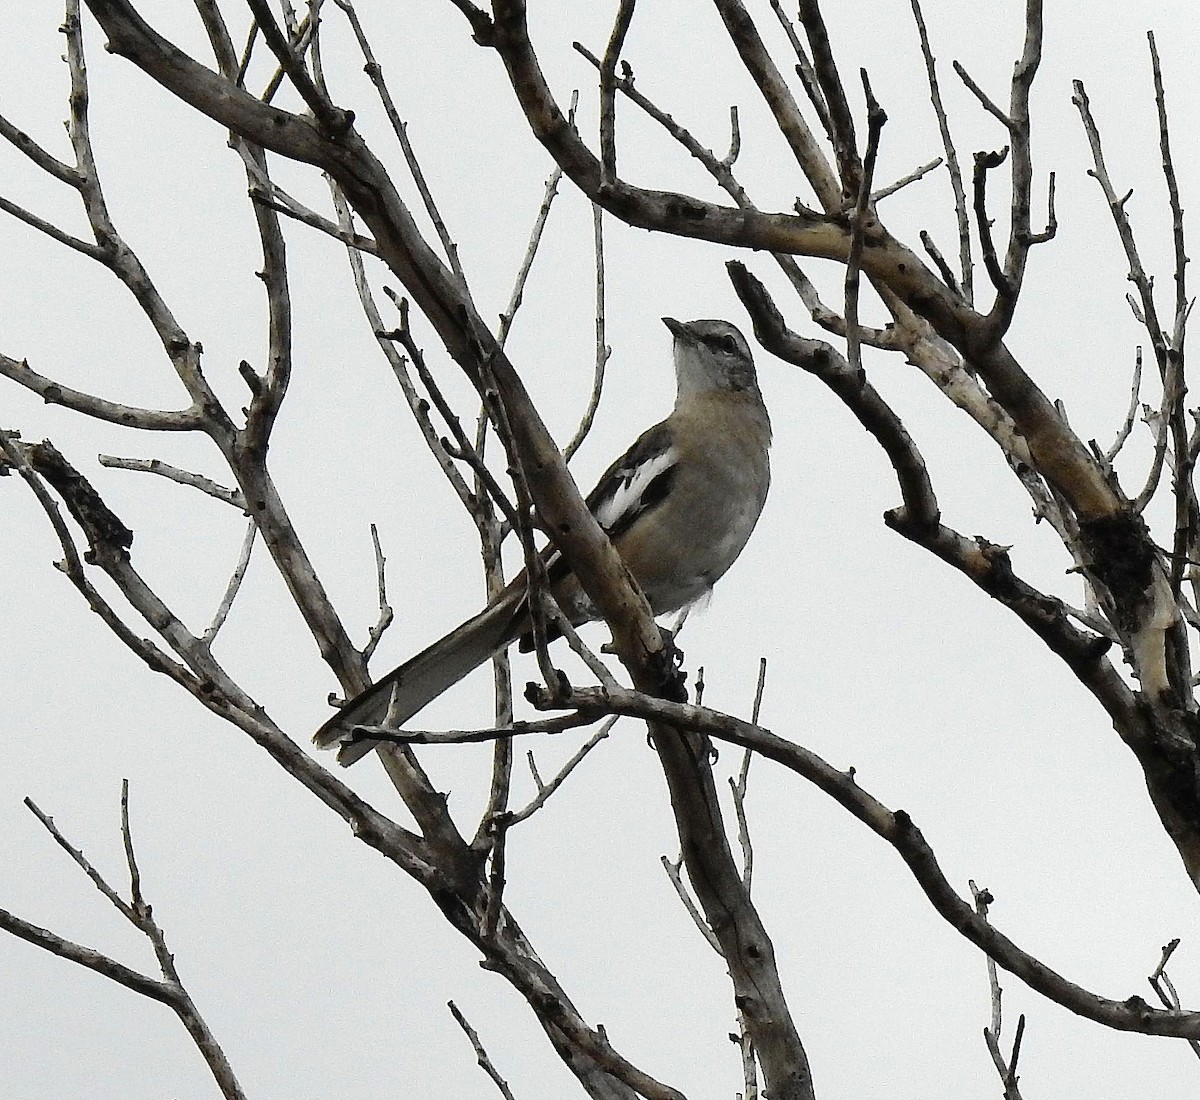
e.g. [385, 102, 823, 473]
[497, 163, 565, 348]
[910, 0, 972, 302]
[508, 720, 615, 824]
[953, 61, 1013, 129]
[247, 175, 378, 253]
[1073, 80, 1169, 371]
[1148, 939, 1200, 1062]
[564, 202, 610, 462]
[25, 797, 133, 918]
[871, 157, 942, 203]
[362, 523, 394, 664]
[363, 709, 603, 747]
[19, 790, 248, 1099]
[661, 852, 721, 951]
[1134, 400, 1171, 514]
[333, 0, 468, 289]
[1104, 348, 1144, 465]
[97, 456, 246, 508]
[844, 71, 886, 379]
[794, 0, 861, 198]
[972, 147, 1012, 298]
[1147, 31, 1190, 345]
[120, 780, 143, 907]
[768, 0, 832, 141]
[919, 230, 963, 298]
[0, 111, 82, 185]
[358, 272, 490, 526]
[730, 657, 767, 890]
[599, 0, 637, 184]
[202, 518, 257, 645]
[0, 194, 105, 259]
[447, 1001, 518, 1100]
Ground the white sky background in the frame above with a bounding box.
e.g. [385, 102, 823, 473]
[3, 1, 1200, 1097]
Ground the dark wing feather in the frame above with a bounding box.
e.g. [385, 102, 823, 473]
[514, 421, 678, 650]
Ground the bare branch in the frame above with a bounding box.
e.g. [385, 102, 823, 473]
[844, 70, 886, 379]
[731, 262, 940, 534]
[375, 301, 520, 531]
[333, 0, 468, 289]
[871, 157, 942, 203]
[202, 518, 257, 646]
[497, 154, 567, 347]
[711, 0, 841, 209]
[0, 904, 175, 1003]
[1103, 347, 1144, 465]
[767, 0, 832, 141]
[361, 523, 394, 664]
[661, 851, 721, 952]
[919, 229, 963, 297]
[598, 0, 636, 183]
[953, 61, 1013, 129]
[1147, 939, 1200, 1063]
[909, 0, 972, 301]
[59, 5, 223, 415]
[18, 789, 248, 1100]
[973, 882, 1026, 1100]
[507, 719, 615, 824]
[572, 41, 895, 349]
[564, 202, 611, 462]
[25, 796, 134, 919]
[97, 455, 246, 507]
[0, 193, 105, 259]
[538, 679, 1200, 1040]
[731, 656, 768, 892]
[793, 0, 861, 199]
[0, 111, 81, 186]
[1073, 80, 1170, 372]
[328, 191, 478, 525]
[1133, 396, 1171, 514]
[992, 0, 1045, 326]
[448, 1001, 518, 1100]
[1, 432, 209, 695]
[1148, 32, 1188, 326]
[246, 172, 378, 252]
[972, 147, 1013, 300]
[243, 0, 350, 136]
[0, 354, 203, 430]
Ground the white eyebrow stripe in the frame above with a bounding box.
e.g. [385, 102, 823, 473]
[592, 446, 677, 531]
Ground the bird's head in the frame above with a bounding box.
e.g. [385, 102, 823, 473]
[662, 317, 759, 398]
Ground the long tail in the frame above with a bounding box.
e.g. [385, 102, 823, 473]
[314, 592, 521, 765]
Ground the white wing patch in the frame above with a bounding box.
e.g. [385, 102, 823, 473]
[592, 446, 677, 532]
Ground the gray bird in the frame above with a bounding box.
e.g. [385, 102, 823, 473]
[315, 317, 771, 764]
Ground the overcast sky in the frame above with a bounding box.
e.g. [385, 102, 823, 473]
[4, 3, 1200, 1098]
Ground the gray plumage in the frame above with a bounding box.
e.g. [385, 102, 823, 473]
[314, 317, 770, 765]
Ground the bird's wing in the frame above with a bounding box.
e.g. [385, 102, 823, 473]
[586, 421, 678, 539]
[528, 421, 678, 599]
[506, 421, 678, 650]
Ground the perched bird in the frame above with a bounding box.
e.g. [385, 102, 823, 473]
[315, 317, 771, 765]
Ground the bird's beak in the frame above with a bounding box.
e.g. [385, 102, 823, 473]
[662, 316, 689, 339]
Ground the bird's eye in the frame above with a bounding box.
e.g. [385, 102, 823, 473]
[708, 334, 738, 355]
